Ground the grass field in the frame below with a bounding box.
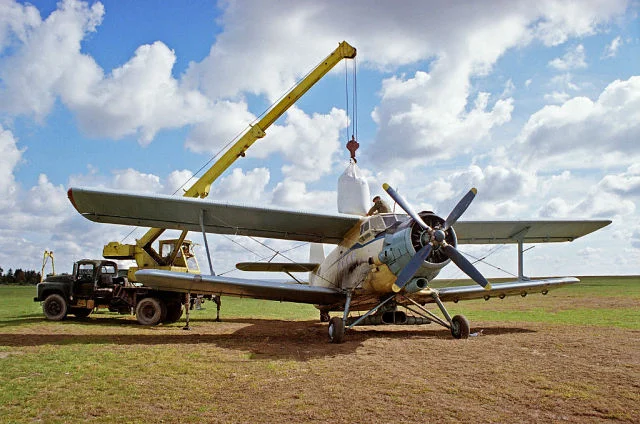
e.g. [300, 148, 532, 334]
[1, 276, 638, 423]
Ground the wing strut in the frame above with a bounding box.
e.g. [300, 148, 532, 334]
[199, 209, 215, 276]
[512, 226, 530, 281]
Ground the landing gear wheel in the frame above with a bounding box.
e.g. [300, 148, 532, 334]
[136, 297, 165, 326]
[43, 294, 68, 321]
[70, 308, 92, 318]
[163, 301, 183, 324]
[450, 315, 470, 339]
[320, 310, 330, 322]
[328, 317, 345, 344]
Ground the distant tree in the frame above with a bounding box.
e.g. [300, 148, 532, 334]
[5, 269, 14, 284]
[15, 269, 25, 284]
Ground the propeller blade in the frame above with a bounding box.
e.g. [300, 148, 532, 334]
[443, 244, 492, 290]
[383, 183, 431, 231]
[444, 188, 477, 230]
[392, 243, 433, 292]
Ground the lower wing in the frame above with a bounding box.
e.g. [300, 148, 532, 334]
[135, 269, 344, 305]
[407, 277, 578, 304]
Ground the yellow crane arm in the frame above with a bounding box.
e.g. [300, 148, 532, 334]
[185, 40, 356, 199]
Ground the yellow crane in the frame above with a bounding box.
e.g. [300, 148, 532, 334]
[102, 41, 357, 282]
[40, 250, 55, 282]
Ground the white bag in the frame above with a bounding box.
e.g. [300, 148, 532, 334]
[337, 161, 370, 215]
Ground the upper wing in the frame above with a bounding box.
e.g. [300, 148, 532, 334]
[454, 220, 611, 244]
[406, 277, 578, 305]
[135, 269, 344, 305]
[68, 187, 361, 244]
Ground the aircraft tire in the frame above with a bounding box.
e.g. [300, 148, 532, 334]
[451, 315, 470, 339]
[43, 293, 68, 321]
[136, 297, 164, 326]
[328, 317, 345, 344]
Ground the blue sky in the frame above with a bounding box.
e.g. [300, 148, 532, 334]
[0, 0, 638, 278]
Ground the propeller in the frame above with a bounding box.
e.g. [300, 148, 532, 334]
[383, 184, 491, 292]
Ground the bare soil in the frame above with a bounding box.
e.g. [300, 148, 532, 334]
[3, 317, 638, 423]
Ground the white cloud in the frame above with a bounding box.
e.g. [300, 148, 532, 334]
[516, 76, 640, 170]
[210, 167, 270, 203]
[271, 179, 335, 211]
[548, 44, 587, 70]
[24, 174, 68, 215]
[112, 168, 163, 193]
[165, 169, 195, 195]
[603, 36, 622, 58]
[0, 125, 22, 210]
[0, 0, 104, 120]
[543, 91, 571, 104]
[252, 106, 348, 182]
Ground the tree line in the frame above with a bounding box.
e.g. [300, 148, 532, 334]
[0, 267, 42, 285]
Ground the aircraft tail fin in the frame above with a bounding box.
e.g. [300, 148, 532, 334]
[310, 243, 325, 263]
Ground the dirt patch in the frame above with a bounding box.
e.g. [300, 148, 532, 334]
[3, 318, 637, 422]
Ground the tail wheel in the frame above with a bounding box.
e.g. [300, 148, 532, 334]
[135, 297, 165, 326]
[451, 315, 470, 339]
[43, 294, 68, 321]
[328, 317, 345, 344]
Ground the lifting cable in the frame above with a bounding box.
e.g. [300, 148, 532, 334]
[344, 57, 359, 144]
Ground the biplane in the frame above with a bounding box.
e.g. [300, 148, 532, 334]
[68, 185, 610, 343]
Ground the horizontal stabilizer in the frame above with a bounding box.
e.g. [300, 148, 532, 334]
[135, 269, 344, 305]
[236, 262, 320, 272]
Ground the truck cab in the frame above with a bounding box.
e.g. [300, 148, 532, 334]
[34, 259, 127, 320]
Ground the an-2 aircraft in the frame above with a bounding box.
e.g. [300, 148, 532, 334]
[68, 185, 610, 343]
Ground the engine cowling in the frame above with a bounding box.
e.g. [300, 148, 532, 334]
[378, 212, 457, 282]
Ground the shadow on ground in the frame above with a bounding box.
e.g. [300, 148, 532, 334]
[0, 317, 535, 361]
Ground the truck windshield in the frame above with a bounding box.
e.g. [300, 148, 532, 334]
[77, 264, 94, 279]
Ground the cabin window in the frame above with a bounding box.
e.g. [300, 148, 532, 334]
[360, 221, 370, 235]
[100, 265, 116, 275]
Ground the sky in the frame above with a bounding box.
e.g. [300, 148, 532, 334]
[0, 0, 638, 280]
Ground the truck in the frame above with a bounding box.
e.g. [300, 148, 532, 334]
[34, 256, 188, 325]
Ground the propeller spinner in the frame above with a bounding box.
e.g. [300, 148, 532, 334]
[382, 184, 491, 292]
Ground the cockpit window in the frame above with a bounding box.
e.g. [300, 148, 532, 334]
[360, 221, 370, 235]
[383, 215, 399, 227]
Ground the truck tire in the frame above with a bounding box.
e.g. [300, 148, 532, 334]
[43, 294, 68, 321]
[136, 297, 164, 326]
[163, 300, 183, 324]
[70, 308, 92, 318]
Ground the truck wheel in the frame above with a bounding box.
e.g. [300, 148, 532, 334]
[163, 300, 183, 324]
[136, 297, 164, 326]
[70, 308, 92, 318]
[43, 294, 68, 321]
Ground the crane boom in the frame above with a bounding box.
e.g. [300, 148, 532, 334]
[103, 41, 357, 280]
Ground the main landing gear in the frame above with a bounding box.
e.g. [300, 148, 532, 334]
[327, 289, 471, 343]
